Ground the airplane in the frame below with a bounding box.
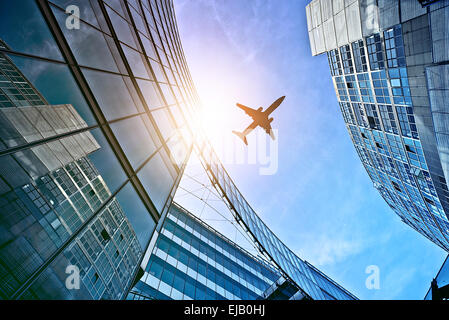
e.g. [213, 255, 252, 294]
[232, 96, 285, 145]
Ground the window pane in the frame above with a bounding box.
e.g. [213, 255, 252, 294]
[115, 182, 156, 249]
[121, 44, 151, 80]
[106, 6, 137, 49]
[83, 68, 143, 121]
[0, 1, 63, 61]
[53, 8, 120, 73]
[51, 0, 103, 28]
[137, 79, 164, 109]
[137, 151, 174, 213]
[152, 108, 176, 141]
[110, 115, 157, 169]
[87, 128, 127, 193]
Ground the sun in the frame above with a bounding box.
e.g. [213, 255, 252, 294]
[196, 83, 242, 148]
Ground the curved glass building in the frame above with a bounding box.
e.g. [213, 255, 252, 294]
[307, 0, 449, 251]
[0, 0, 197, 299]
[0, 0, 355, 300]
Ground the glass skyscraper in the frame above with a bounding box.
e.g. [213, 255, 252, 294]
[128, 202, 282, 300]
[306, 0, 449, 251]
[0, 0, 356, 300]
[0, 0, 194, 300]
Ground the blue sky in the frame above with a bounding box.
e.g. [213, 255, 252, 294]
[173, 0, 447, 299]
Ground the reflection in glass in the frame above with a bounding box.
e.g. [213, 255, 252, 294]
[0, 41, 146, 300]
[115, 182, 156, 249]
[0, 1, 63, 61]
[6, 54, 96, 126]
[110, 115, 157, 169]
[52, 7, 121, 73]
[138, 151, 174, 213]
[82, 68, 143, 121]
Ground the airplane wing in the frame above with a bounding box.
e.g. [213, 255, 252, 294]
[236, 103, 260, 120]
[242, 121, 258, 136]
[263, 96, 285, 116]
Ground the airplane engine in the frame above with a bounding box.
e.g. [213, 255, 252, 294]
[257, 107, 263, 112]
[269, 117, 274, 123]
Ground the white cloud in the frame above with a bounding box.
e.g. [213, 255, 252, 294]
[298, 234, 364, 266]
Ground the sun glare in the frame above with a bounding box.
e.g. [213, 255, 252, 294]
[197, 83, 245, 149]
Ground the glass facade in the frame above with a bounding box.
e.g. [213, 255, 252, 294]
[425, 255, 449, 300]
[306, 1, 449, 253]
[0, 0, 357, 300]
[128, 203, 280, 300]
[194, 138, 357, 300]
[0, 0, 196, 299]
[328, 26, 449, 250]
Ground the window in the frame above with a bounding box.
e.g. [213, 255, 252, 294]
[352, 40, 368, 72]
[101, 228, 111, 242]
[388, 68, 412, 106]
[184, 277, 195, 298]
[384, 25, 406, 68]
[148, 258, 163, 279]
[114, 182, 156, 249]
[391, 181, 402, 192]
[339, 102, 356, 125]
[379, 104, 398, 134]
[357, 73, 375, 103]
[83, 69, 143, 121]
[345, 75, 359, 101]
[424, 197, 435, 206]
[352, 103, 368, 128]
[327, 49, 342, 76]
[0, 1, 63, 60]
[334, 76, 348, 101]
[110, 115, 157, 169]
[65, 162, 88, 188]
[339, 45, 354, 74]
[372, 70, 390, 104]
[396, 106, 418, 139]
[137, 151, 174, 213]
[53, 8, 121, 73]
[364, 104, 381, 130]
[366, 33, 385, 70]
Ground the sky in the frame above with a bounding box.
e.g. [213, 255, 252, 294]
[173, 0, 447, 300]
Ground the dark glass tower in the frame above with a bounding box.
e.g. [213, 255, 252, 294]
[0, 39, 150, 299]
[307, 0, 449, 251]
[0, 0, 194, 299]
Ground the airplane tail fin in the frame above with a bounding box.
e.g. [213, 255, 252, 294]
[232, 131, 248, 145]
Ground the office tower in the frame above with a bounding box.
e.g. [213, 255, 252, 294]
[0, 0, 356, 300]
[128, 198, 356, 301]
[127, 199, 356, 300]
[128, 203, 282, 300]
[128, 203, 345, 301]
[306, 0, 449, 251]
